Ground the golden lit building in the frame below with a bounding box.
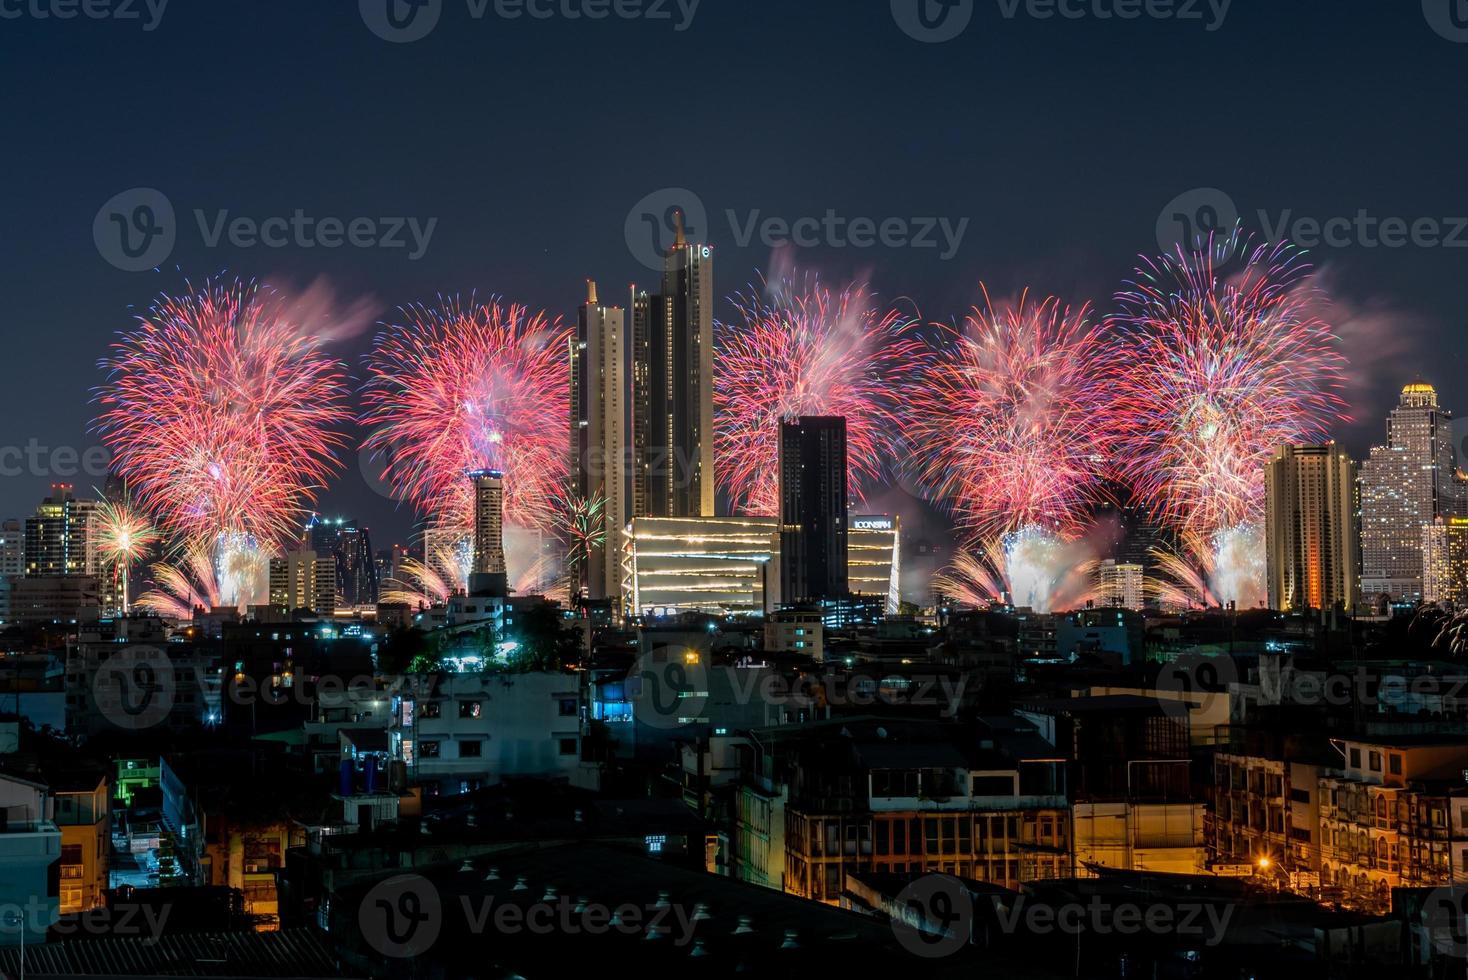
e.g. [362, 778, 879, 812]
[52, 771, 109, 914]
[1422, 517, 1468, 606]
[1264, 443, 1358, 611]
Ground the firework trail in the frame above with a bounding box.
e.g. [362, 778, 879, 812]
[94, 280, 352, 550]
[94, 498, 160, 615]
[552, 489, 605, 596]
[1146, 525, 1267, 611]
[714, 274, 921, 516]
[382, 538, 470, 608]
[136, 544, 224, 619]
[933, 525, 1098, 614]
[362, 297, 570, 531]
[1101, 232, 1349, 541]
[908, 289, 1111, 539]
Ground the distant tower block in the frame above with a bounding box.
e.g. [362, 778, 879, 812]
[468, 469, 507, 596]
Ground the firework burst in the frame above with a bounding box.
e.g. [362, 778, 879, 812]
[908, 289, 1110, 539]
[714, 274, 921, 516]
[136, 544, 224, 619]
[1101, 233, 1349, 540]
[94, 280, 352, 549]
[94, 498, 160, 614]
[382, 538, 470, 608]
[362, 297, 570, 531]
[934, 525, 1098, 615]
[1146, 525, 1267, 611]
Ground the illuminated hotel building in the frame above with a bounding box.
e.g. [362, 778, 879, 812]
[1096, 559, 1144, 611]
[631, 211, 715, 520]
[622, 514, 900, 617]
[1360, 382, 1464, 602]
[570, 280, 626, 602]
[1264, 443, 1359, 611]
[24, 484, 98, 578]
[267, 549, 337, 616]
[1422, 517, 1468, 606]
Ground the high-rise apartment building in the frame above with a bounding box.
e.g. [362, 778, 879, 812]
[1264, 444, 1360, 612]
[631, 212, 714, 519]
[24, 485, 98, 578]
[1097, 559, 1145, 611]
[570, 280, 626, 602]
[267, 549, 337, 616]
[1360, 383, 1464, 601]
[778, 417, 849, 604]
[1422, 517, 1468, 607]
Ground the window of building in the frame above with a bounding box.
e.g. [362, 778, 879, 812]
[1350, 748, 1361, 768]
[1368, 751, 1382, 772]
[459, 701, 482, 719]
[421, 701, 442, 719]
[419, 741, 441, 758]
[1389, 754, 1402, 775]
[558, 738, 577, 756]
[558, 699, 577, 717]
[459, 740, 483, 758]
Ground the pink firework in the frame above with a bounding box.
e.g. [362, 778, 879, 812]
[94, 281, 352, 549]
[908, 289, 1110, 538]
[715, 274, 921, 516]
[1100, 233, 1349, 540]
[362, 298, 570, 531]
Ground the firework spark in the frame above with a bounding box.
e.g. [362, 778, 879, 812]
[362, 297, 570, 531]
[94, 280, 352, 549]
[94, 498, 160, 615]
[934, 525, 1098, 615]
[908, 289, 1110, 539]
[136, 544, 224, 619]
[1102, 233, 1349, 541]
[1146, 525, 1267, 611]
[382, 538, 470, 608]
[714, 274, 921, 516]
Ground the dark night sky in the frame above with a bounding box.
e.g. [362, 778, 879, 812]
[1, 0, 1465, 554]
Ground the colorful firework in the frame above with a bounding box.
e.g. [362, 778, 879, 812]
[136, 544, 224, 619]
[1101, 232, 1349, 541]
[382, 538, 469, 608]
[94, 498, 160, 615]
[94, 280, 352, 549]
[552, 489, 605, 594]
[361, 297, 570, 531]
[1146, 525, 1267, 611]
[933, 525, 1098, 615]
[714, 274, 921, 516]
[908, 289, 1110, 539]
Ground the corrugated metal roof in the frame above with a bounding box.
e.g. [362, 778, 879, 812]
[0, 928, 347, 978]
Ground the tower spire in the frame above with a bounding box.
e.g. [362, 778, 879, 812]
[586, 279, 598, 306]
[673, 209, 686, 247]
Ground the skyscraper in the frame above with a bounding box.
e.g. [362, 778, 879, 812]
[0, 519, 22, 579]
[1264, 443, 1359, 612]
[1359, 383, 1464, 601]
[24, 484, 97, 578]
[631, 212, 714, 519]
[778, 417, 849, 604]
[1422, 518, 1468, 607]
[307, 516, 379, 607]
[468, 469, 507, 596]
[571, 280, 626, 601]
[1097, 560, 1145, 611]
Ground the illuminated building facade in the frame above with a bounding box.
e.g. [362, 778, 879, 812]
[631, 212, 715, 520]
[24, 484, 97, 578]
[570, 280, 626, 602]
[1360, 383, 1464, 602]
[1096, 559, 1144, 611]
[307, 516, 378, 607]
[1422, 517, 1468, 607]
[622, 514, 900, 617]
[267, 549, 337, 617]
[1264, 443, 1359, 611]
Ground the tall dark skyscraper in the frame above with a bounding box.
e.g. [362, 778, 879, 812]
[571, 280, 626, 601]
[779, 417, 849, 604]
[307, 516, 379, 607]
[632, 212, 714, 519]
